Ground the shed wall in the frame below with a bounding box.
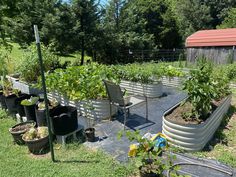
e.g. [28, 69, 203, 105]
[187, 47, 236, 64]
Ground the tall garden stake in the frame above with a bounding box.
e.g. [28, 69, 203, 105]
[34, 25, 55, 162]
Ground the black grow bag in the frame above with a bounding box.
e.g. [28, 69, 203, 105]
[0, 92, 7, 109]
[24, 104, 36, 122]
[50, 106, 78, 135]
[5, 94, 18, 114]
[16, 94, 32, 117]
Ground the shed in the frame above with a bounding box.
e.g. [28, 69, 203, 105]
[185, 28, 236, 64]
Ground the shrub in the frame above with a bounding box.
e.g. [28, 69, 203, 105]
[17, 44, 60, 83]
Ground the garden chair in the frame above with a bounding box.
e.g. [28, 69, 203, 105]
[103, 80, 148, 130]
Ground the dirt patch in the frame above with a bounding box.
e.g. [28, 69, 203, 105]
[166, 99, 223, 125]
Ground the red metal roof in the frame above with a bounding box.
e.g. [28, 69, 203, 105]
[185, 28, 236, 47]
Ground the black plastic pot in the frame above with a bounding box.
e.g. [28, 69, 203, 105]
[24, 104, 36, 122]
[9, 121, 36, 145]
[16, 94, 32, 117]
[85, 128, 95, 142]
[23, 136, 49, 155]
[35, 108, 47, 126]
[0, 92, 7, 109]
[50, 106, 78, 135]
[5, 94, 18, 114]
[139, 166, 160, 177]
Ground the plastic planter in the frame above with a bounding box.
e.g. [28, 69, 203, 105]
[0, 92, 7, 109]
[120, 80, 163, 98]
[24, 104, 37, 122]
[162, 95, 232, 151]
[50, 106, 78, 135]
[9, 121, 36, 145]
[23, 136, 49, 154]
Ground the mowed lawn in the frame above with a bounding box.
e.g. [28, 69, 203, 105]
[0, 111, 135, 177]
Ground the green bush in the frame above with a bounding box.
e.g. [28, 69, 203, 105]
[45, 63, 119, 100]
[17, 44, 60, 83]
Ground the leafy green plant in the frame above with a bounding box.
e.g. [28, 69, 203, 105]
[21, 96, 39, 106]
[118, 131, 184, 177]
[17, 44, 60, 83]
[45, 63, 119, 100]
[183, 64, 216, 120]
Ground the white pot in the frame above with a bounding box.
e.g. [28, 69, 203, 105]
[120, 80, 163, 97]
[162, 95, 232, 151]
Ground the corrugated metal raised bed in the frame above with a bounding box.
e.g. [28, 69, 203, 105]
[7, 76, 43, 95]
[47, 92, 117, 125]
[120, 80, 163, 98]
[161, 76, 185, 88]
[162, 95, 232, 151]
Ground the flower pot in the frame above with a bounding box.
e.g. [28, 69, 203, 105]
[85, 127, 95, 142]
[50, 106, 78, 135]
[15, 94, 33, 117]
[0, 92, 7, 109]
[23, 135, 49, 155]
[24, 104, 36, 122]
[5, 94, 18, 114]
[9, 121, 36, 145]
[139, 166, 159, 177]
[35, 109, 47, 126]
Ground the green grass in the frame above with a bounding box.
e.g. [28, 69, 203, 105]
[0, 109, 135, 177]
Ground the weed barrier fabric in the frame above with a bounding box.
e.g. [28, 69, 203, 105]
[166, 153, 235, 177]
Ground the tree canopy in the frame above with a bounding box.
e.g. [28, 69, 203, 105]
[0, 0, 236, 63]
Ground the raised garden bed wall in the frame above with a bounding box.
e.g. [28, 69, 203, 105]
[120, 80, 163, 98]
[47, 92, 117, 127]
[162, 95, 232, 151]
[7, 76, 43, 95]
[161, 77, 185, 88]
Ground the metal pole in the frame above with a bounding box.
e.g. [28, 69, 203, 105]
[33, 25, 55, 162]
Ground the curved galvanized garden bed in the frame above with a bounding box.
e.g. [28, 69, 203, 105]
[162, 95, 232, 151]
[120, 80, 163, 97]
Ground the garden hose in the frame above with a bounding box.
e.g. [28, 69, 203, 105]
[167, 162, 234, 177]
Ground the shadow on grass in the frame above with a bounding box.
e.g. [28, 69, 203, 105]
[202, 105, 236, 152]
[55, 159, 100, 164]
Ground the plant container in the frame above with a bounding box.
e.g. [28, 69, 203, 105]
[120, 80, 163, 98]
[0, 91, 7, 109]
[23, 135, 49, 155]
[5, 94, 18, 114]
[50, 106, 78, 135]
[85, 127, 95, 142]
[15, 94, 32, 117]
[9, 121, 35, 145]
[24, 105, 37, 122]
[162, 95, 232, 151]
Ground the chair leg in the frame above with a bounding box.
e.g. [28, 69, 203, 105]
[145, 96, 148, 121]
[109, 103, 112, 121]
[123, 108, 127, 130]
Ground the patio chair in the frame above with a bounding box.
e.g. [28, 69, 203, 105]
[103, 80, 148, 130]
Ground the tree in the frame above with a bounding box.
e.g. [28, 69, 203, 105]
[72, 0, 100, 65]
[174, 0, 212, 41]
[218, 8, 236, 29]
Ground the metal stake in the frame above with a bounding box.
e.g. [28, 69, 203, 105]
[34, 25, 55, 162]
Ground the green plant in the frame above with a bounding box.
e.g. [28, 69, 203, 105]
[183, 64, 216, 120]
[118, 131, 182, 176]
[23, 127, 48, 140]
[17, 44, 60, 83]
[21, 96, 39, 106]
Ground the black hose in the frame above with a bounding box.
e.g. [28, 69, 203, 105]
[167, 162, 233, 177]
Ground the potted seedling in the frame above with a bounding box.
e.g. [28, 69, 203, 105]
[35, 98, 59, 126]
[9, 120, 35, 145]
[22, 126, 49, 154]
[21, 96, 39, 122]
